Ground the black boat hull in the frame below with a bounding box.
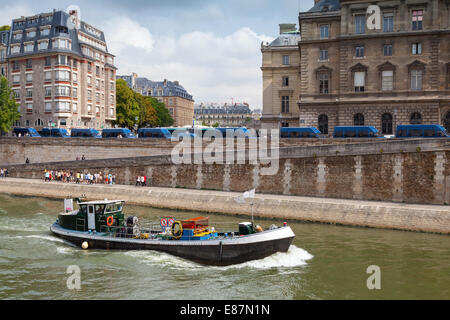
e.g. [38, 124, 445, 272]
[50, 223, 295, 266]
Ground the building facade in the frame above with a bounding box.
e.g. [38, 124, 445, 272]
[5, 10, 117, 130]
[0, 30, 9, 77]
[262, 0, 450, 134]
[194, 103, 253, 127]
[118, 73, 195, 127]
[260, 24, 301, 129]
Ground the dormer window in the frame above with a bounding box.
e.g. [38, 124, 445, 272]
[13, 33, 22, 41]
[41, 28, 50, 36]
[55, 26, 69, 34]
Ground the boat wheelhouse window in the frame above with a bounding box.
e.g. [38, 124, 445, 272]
[95, 204, 105, 214]
[424, 129, 435, 137]
[79, 205, 87, 214]
[398, 129, 407, 137]
[105, 203, 122, 213]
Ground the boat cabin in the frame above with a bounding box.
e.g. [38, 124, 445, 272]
[58, 199, 125, 232]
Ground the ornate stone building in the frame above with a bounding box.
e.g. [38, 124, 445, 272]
[6, 10, 117, 130]
[194, 103, 253, 127]
[260, 24, 301, 129]
[262, 0, 450, 134]
[118, 73, 195, 127]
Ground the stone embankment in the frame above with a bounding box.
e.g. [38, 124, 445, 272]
[0, 178, 449, 234]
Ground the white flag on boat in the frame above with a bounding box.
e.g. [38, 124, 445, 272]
[234, 189, 255, 204]
[243, 189, 256, 199]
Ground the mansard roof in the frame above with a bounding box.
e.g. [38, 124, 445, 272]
[308, 0, 341, 13]
[135, 77, 194, 101]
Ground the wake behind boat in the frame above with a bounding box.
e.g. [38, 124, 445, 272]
[50, 198, 295, 266]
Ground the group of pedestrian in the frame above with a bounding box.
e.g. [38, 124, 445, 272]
[136, 175, 147, 187]
[44, 169, 117, 185]
[0, 168, 8, 178]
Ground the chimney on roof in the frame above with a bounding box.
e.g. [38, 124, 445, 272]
[314, 0, 321, 4]
[163, 79, 167, 86]
[279, 23, 296, 34]
[174, 81, 179, 86]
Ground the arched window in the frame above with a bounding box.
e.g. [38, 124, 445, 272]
[60, 119, 67, 126]
[34, 118, 43, 126]
[381, 113, 393, 135]
[354, 113, 365, 126]
[410, 112, 422, 124]
[318, 114, 328, 134]
[444, 111, 450, 132]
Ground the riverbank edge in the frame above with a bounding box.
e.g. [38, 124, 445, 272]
[0, 178, 449, 234]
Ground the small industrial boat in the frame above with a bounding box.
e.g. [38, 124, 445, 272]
[50, 198, 295, 266]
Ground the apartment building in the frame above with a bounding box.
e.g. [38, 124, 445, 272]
[6, 9, 117, 129]
[118, 73, 195, 127]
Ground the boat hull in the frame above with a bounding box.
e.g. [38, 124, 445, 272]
[50, 223, 295, 266]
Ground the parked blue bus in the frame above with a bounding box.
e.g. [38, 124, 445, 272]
[138, 128, 172, 139]
[333, 126, 382, 138]
[71, 128, 102, 138]
[40, 128, 70, 138]
[13, 127, 41, 137]
[280, 127, 322, 138]
[396, 124, 449, 138]
[102, 128, 136, 139]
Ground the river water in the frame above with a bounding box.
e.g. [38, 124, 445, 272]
[0, 193, 449, 300]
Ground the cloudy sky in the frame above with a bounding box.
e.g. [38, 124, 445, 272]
[0, 0, 315, 109]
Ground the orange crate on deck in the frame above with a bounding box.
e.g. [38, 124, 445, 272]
[181, 217, 209, 230]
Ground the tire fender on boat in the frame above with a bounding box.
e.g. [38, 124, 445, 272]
[172, 221, 183, 240]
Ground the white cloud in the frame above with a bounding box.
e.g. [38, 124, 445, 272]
[0, 4, 34, 26]
[102, 16, 273, 109]
[104, 16, 154, 53]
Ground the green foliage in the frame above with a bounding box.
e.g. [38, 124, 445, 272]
[0, 76, 20, 134]
[0, 25, 11, 31]
[134, 93, 157, 128]
[114, 79, 140, 128]
[114, 79, 174, 129]
[212, 122, 219, 128]
[147, 96, 174, 127]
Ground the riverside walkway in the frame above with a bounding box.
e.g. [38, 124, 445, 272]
[0, 177, 449, 234]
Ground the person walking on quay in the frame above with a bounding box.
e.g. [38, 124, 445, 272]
[143, 175, 147, 187]
[136, 176, 140, 187]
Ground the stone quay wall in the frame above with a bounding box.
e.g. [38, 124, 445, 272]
[0, 178, 449, 234]
[0, 136, 409, 166]
[3, 138, 450, 205]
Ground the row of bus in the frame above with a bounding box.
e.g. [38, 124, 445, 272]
[11, 124, 450, 139]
